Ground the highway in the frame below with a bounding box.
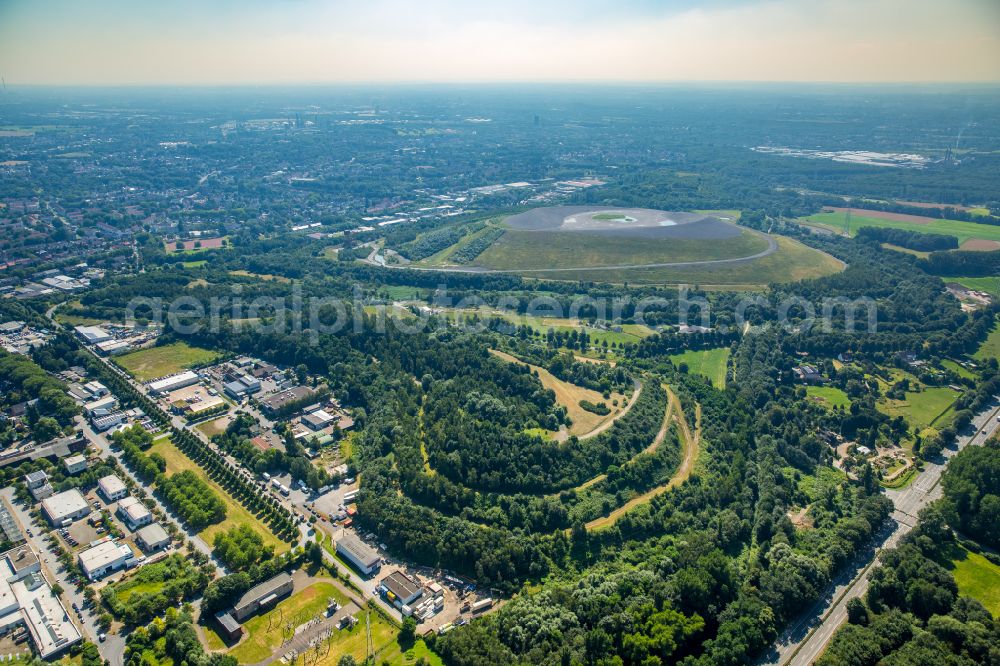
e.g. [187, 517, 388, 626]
[761, 396, 1000, 666]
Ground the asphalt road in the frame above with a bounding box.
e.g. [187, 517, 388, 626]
[761, 396, 1000, 666]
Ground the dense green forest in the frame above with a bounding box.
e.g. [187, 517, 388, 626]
[818, 496, 1000, 666]
[53, 212, 1000, 665]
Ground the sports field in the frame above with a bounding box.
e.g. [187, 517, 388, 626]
[116, 342, 220, 381]
[800, 210, 1000, 244]
[148, 437, 287, 553]
[670, 348, 729, 389]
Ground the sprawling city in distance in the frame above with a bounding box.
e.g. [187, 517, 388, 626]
[0, 1, 999, 666]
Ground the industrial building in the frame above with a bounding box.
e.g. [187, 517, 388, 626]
[98, 475, 128, 501]
[0, 545, 81, 659]
[379, 571, 423, 606]
[117, 497, 153, 530]
[91, 411, 125, 432]
[78, 540, 135, 581]
[40, 489, 90, 526]
[74, 325, 111, 345]
[135, 523, 170, 552]
[336, 533, 381, 575]
[223, 374, 261, 399]
[82, 395, 117, 416]
[146, 370, 200, 396]
[95, 339, 132, 356]
[302, 409, 334, 431]
[214, 572, 293, 641]
[259, 386, 315, 415]
[83, 381, 108, 397]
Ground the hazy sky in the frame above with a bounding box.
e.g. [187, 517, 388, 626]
[1, 0, 998, 85]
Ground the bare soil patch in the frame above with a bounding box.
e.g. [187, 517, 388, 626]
[960, 239, 1000, 252]
[825, 207, 936, 225]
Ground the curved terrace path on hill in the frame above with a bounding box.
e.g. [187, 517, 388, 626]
[488, 349, 637, 440]
[578, 375, 642, 441]
[585, 395, 701, 531]
[553, 383, 673, 497]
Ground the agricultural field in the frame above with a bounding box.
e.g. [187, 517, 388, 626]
[669, 348, 730, 389]
[949, 546, 1000, 617]
[116, 342, 221, 381]
[800, 209, 1000, 245]
[489, 349, 629, 437]
[805, 385, 851, 410]
[943, 276, 1000, 298]
[148, 437, 287, 552]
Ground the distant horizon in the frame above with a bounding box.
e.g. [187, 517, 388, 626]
[4, 81, 1000, 90]
[1, 0, 998, 86]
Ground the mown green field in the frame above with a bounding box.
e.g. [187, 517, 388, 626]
[224, 582, 350, 662]
[879, 385, 961, 430]
[974, 320, 1000, 361]
[949, 547, 1000, 617]
[148, 437, 287, 553]
[806, 385, 851, 410]
[801, 211, 1000, 244]
[473, 227, 770, 270]
[512, 235, 844, 287]
[116, 342, 220, 381]
[670, 348, 730, 389]
[941, 359, 976, 381]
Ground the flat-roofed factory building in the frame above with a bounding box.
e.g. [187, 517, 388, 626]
[214, 573, 293, 641]
[336, 533, 381, 576]
[40, 489, 90, 527]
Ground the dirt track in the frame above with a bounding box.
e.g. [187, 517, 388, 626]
[585, 389, 700, 531]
